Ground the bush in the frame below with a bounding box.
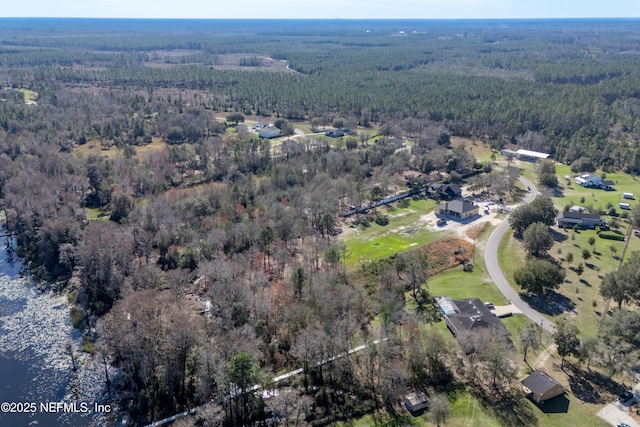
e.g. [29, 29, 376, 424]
[374, 215, 389, 226]
[70, 306, 86, 329]
[599, 231, 625, 241]
[82, 336, 96, 354]
[398, 198, 410, 209]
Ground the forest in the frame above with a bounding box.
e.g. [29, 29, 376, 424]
[1, 18, 640, 426]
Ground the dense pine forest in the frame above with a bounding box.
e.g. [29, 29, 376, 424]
[1, 18, 640, 426]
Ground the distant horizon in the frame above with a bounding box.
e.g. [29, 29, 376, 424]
[2, 17, 640, 20]
[3, 0, 640, 20]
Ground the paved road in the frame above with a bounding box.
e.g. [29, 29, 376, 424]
[484, 176, 555, 333]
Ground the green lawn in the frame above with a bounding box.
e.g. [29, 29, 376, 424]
[341, 389, 502, 427]
[428, 267, 509, 306]
[85, 207, 110, 221]
[343, 199, 439, 266]
[496, 213, 635, 336]
[18, 88, 37, 101]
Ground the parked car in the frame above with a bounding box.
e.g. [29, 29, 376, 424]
[437, 218, 447, 227]
[619, 391, 634, 403]
[617, 423, 631, 427]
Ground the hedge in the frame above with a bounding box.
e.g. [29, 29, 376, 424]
[599, 231, 625, 241]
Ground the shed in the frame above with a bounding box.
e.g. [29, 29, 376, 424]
[515, 149, 550, 161]
[404, 391, 429, 413]
[521, 371, 564, 403]
[620, 202, 631, 210]
[623, 192, 634, 200]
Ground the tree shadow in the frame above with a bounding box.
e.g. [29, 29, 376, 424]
[579, 279, 591, 287]
[585, 262, 596, 270]
[483, 390, 539, 427]
[530, 393, 570, 413]
[567, 373, 601, 403]
[549, 229, 568, 243]
[564, 364, 624, 404]
[520, 291, 575, 316]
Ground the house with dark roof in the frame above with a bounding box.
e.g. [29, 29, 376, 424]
[325, 129, 345, 138]
[521, 371, 564, 403]
[556, 211, 606, 229]
[601, 179, 615, 190]
[427, 183, 462, 200]
[436, 198, 479, 220]
[436, 297, 507, 339]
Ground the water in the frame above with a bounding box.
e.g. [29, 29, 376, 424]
[0, 234, 112, 427]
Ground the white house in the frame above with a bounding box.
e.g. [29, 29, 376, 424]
[575, 173, 602, 188]
[258, 126, 281, 139]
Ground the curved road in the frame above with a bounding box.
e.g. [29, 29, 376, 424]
[484, 176, 555, 333]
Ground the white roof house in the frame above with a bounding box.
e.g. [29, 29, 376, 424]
[516, 149, 550, 160]
[575, 173, 602, 188]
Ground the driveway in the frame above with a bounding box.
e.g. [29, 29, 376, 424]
[597, 385, 640, 427]
[483, 176, 555, 332]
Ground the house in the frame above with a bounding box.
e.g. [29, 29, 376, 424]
[252, 121, 270, 131]
[404, 391, 429, 413]
[501, 149, 517, 158]
[325, 129, 345, 138]
[515, 149, 550, 162]
[575, 173, 602, 188]
[602, 179, 615, 190]
[436, 198, 479, 220]
[258, 126, 281, 139]
[556, 211, 606, 229]
[436, 296, 507, 338]
[521, 371, 564, 403]
[427, 183, 462, 200]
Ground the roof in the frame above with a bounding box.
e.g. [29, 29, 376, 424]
[438, 199, 477, 214]
[441, 183, 462, 194]
[521, 371, 563, 395]
[602, 179, 615, 186]
[557, 211, 602, 221]
[436, 297, 505, 335]
[404, 391, 429, 406]
[516, 149, 550, 159]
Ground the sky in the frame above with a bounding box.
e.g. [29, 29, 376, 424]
[4, 0, 640, 19]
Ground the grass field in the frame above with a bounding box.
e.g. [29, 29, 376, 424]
[429, 267, 509, 306]
[496, 160, 640, 335]
[18, 88, 38, 102]
[342, 199, 439, 266]
[75, 136, 167, 158]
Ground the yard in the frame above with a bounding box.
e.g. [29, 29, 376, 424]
[341, 199, 440, 266]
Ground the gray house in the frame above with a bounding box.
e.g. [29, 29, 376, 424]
[259, 126, 281, 139]
[521, 371, 564, 403]
[556, 211, 605, 229]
